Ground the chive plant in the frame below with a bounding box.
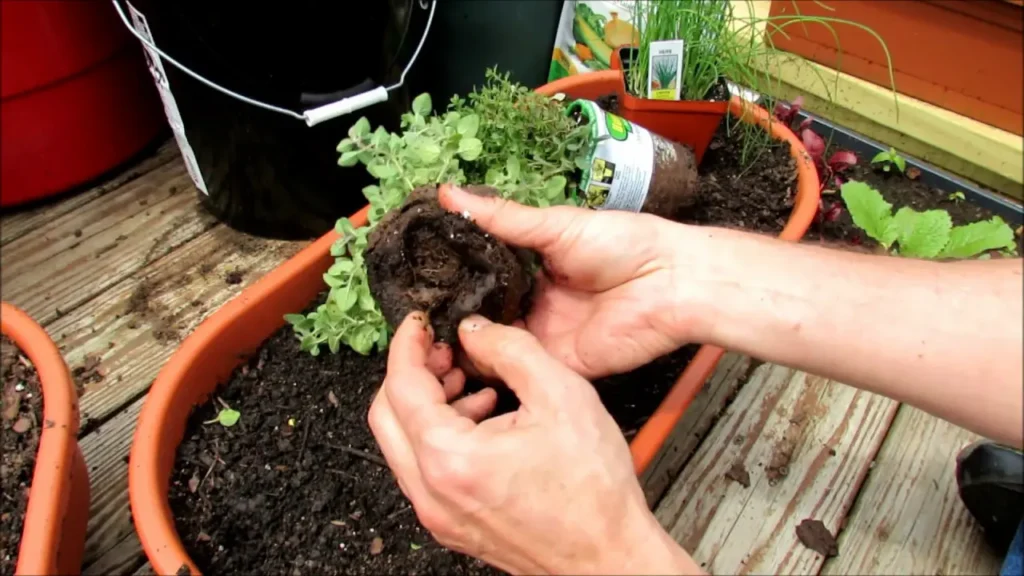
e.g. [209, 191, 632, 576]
[626, 0, 898, 167]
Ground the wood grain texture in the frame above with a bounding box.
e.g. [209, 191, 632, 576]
[80, 396, 145, 573]
[640, 352, 753, 507]
[0, 161, 216, 325]
[0, 140, 180, 246]
[47, 222, 305, 427]
[821, 405, 1002, 575]
[654, 364, 899, 574]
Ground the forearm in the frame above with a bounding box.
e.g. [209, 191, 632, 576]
[678, 225, 1023, 448]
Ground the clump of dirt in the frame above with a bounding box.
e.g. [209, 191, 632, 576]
[224, 270, 245, 285]
[365, 186, 533, 345]
[796, 519, 838, 558]
[1, 336, 44, 576]
[725, 460, 751, 488]
[126, 279, 182, 344]
[71, 354, 104, 395]
[644, 134, 700, 218]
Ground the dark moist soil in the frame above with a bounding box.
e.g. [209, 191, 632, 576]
[1, 336, 44, 576]
[366, 187, 533, 346]
[795, 519, 839, 558]
[807, 159, 1024, 255]
[168, 115, 802, 576]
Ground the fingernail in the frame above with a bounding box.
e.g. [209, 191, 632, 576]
[459, 314, 491, 333]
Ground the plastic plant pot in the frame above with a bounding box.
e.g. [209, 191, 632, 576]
[607, 47, 729, 165]
[1, 302, 90, 576]
[128, 69, 819, 576]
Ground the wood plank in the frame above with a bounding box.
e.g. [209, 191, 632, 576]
[654, 364, 899, 574]
[0, 162, 215, 326]
[821, 405, 1002, 575]
[80, 396, 144, 572]
[640, 352, 754, 507]
[0, 140, 180, 246]
[47, 223, 306, 427]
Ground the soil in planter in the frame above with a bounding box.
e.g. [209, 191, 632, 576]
[808, 160, 1024, 254]
[1, 336, 44, 576]
[167, 120, 798, 575]
[366, 187, 533, 346]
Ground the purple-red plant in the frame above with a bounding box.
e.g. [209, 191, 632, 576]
[774, 96, 863, 224]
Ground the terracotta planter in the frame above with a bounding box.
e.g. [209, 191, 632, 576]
[128, 70, 819, 576]
[608, 47, 729, 164]
[766, 0, 1024, 136]
[1, 302, 89, 576]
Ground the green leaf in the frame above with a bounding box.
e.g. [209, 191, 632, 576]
[456, 114, 480, 138]
[338, 151, 361, 167]
[358, 288, 377, 311]
[892, 207, 952, 258]
[840, 181, 897, 248]
[412, 93, 433, 117]
[367, 162, 397, 180]
[336, 138, 356, 153]
[893, 155, 907, 174]
[335, 288, 358, 312]
[323, 273, 345, 288]
[870, 151, 889, 164]
[349, 324, 378, 355]
[348, 117, 371, 139]
[284, 313, 308, 326]
[938, 216, 1017, 259]
[217, 408, 241, 427]
[371, 126, 389, 148]
[362, 185, 382, 203]
[410, 141, 442, 164]
[335, 218, 356, 237]
[410, 543, 423, 551]
[506, 156, 521, 181]
[457, 138, 482, 161]
[328, 260, 354, 276]
[543, 175, 567, 199]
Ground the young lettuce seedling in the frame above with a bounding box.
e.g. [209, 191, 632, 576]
[948, 191, 966, 204]
[204, 397, 241, 427]
[840, 181, 1017, 259]
[870, 147, 907, 174]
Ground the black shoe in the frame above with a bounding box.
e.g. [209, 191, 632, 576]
[956, 440, 1024, 553]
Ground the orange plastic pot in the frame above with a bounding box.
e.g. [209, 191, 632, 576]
[607, 48, 729, 164]
[128, 70, 819, 576]
[1, 302, 89, 576]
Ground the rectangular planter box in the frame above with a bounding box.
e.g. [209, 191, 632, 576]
[766, 0, 1024, 136]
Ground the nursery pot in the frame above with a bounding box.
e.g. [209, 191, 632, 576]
[127, 69, 819, 576]
[110, 0, 435, 239]
[608, 47, 729, 164]
[0, 302, 89, 576]
[0, 0, 166, 208]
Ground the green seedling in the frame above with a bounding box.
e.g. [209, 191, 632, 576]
[870, 147, 907, 174]
[410, 543, 423, 551]
[204, 398, 241, 427]
[841, 180, 1017, 259]
[947, 191, 966, 203]
[288, 69, 593, 357]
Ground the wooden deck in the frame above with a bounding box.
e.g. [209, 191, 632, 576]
[0, 141, 1002, 575]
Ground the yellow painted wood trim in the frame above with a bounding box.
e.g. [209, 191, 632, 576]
[727, 1, 1023, 200]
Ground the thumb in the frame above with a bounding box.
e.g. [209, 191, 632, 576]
[457, 314, 583, 412]
[438, 183, 585, 252]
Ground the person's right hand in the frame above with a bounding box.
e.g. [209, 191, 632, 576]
[439, 184, 701, 379]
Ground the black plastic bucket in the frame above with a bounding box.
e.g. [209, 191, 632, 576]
[112, 0, 434, 239]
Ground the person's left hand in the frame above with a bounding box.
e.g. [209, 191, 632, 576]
[367, 312, 700, 575]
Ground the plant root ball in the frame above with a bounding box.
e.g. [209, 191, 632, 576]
[643, 133, 700, 218]
[365, 186, 533, 345]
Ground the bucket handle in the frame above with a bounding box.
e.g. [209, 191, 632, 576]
[110, 0, 436, 127]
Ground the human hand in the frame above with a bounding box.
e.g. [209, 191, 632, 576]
[439, 184, 701, 379]
[368, 312, 700, 575]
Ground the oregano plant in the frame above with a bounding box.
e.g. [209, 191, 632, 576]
[840, 180, 1017, 260]
[287, 71, 594, 356]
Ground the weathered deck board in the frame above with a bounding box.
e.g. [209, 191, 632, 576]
[47, 222, 305, 427]
[822, 405, 1002, 575]
[0, 161, 213, 325]
[80, 396, 145, 573]
[640, 352, 754, 507]
[0, 140, 180, 246]
[654, 364, 899, 574]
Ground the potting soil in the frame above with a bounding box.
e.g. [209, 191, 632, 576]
[366, 187, 533, 346]
[167, 122, 800, 575]
[0, 336, 43, 576]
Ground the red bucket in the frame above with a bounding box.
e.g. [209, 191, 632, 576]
[1, 1, 166, 208]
